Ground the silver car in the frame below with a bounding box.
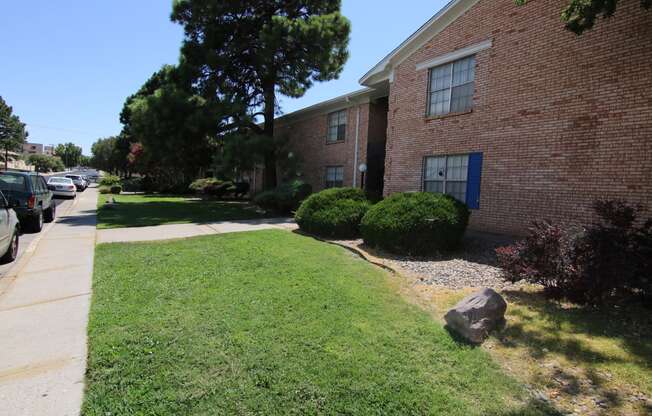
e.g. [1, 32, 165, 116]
[0, 190, 20, 263]
[65, 175, 87, 191]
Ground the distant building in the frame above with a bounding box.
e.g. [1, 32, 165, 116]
[22, 142, 55, 156]
[23, 143, 44, 155]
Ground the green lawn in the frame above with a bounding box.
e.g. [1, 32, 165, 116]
[96, 194, 270, 229]
[84, 230, 554, 415]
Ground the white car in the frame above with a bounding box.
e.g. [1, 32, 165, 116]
[47, 177, 77, 199]
[65, 175, 87, 191]
[0, 190, 20, 263]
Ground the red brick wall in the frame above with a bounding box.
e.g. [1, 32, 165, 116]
[276, 102, 371, 191]
[384, 0, 652, 234]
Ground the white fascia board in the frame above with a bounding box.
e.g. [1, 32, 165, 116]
[359, 0, 479, 86]
[415, 39, 492, 71]
[275, 88, 382, 125]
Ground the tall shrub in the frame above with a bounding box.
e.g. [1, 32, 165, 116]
[295, 188, 370, 238]
[99, 175, 121, 187]
[254, 180, 312, 214]
[361, 192, 470, 255]
[496, 200, 652, 305]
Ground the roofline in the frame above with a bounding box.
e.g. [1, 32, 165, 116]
[275, 87, 387, 124]
[359, 0, 478, 86]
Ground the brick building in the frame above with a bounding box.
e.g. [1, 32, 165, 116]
[277, 0, 652, 234]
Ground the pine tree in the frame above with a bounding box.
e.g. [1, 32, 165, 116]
[171, 0, 351, 189]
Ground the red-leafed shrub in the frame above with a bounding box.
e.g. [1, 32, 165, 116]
[496, 200, 651, 305]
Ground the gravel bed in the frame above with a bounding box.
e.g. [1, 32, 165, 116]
[331, 232, 525, 290]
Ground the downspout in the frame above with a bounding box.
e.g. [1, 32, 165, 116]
[352, 105, 361, 187]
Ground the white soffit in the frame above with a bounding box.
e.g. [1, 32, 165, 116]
[275, 87, 388, 125]
[359, 0, 480, 86]
[415, 39, 492, 71]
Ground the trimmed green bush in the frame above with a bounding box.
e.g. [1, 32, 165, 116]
[361, 192, 470, 255]
[121, 177, 144, 192]
[254, 180, 312, 214]
[189, 178, 235, 198]
[109, 185, 122, 194]
[296, 188, 371, 238]
[99, 175, 121, 187]
[98, 186, 111, 194]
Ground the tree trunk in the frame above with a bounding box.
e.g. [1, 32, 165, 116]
[262, 84, 277, 190]
[4, 148, 8, 171]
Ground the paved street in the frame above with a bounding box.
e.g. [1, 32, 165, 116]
[0, 196, 74, 279]
[0, 186, 97, 416]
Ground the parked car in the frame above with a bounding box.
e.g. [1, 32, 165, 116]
[0, 190, 20, 263]
[65, 175, 87, 191]
[0, 171, 56, 232]
[47, 177, 77, 199]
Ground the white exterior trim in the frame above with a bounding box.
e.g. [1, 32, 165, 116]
[415, 39, 492, 71]
[275, 87, 387, 126]
[359, 0, 480, 87]
[352, 106, 361, 187]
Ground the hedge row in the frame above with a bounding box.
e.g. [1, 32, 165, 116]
[294, 189, 470, 255]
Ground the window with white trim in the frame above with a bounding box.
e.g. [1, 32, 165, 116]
[327, 110, 347, 142]
[427, 55, 476, 117]
[325, 166, 344, 188]
[424, 154, 469, 202]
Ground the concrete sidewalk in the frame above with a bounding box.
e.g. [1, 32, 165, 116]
[96, 217, 297, 244]
[0, 188, 97, 416]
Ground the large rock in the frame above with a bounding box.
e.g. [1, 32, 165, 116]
[444, 288, 507, 344]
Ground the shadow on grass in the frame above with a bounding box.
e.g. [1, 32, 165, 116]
[96, 198, 277, 229]
[496, 289, 652, 414]
[487, 398, 564, 416]
[500, 290, 652, 364]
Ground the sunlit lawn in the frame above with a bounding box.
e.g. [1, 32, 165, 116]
[428, 287, 652, 416]
[96, 193, 269, 229]
[83, 230, 552, 415]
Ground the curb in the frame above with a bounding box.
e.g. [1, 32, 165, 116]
[0, 196, 80, 298]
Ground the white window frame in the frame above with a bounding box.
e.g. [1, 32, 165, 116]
[325, 166, 344, 188]
[426, 55, 476, 117]
[423, 154, 469, 203]
[327, 110, 347, 143]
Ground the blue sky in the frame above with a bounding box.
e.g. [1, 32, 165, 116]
[0, 0, 447, 154]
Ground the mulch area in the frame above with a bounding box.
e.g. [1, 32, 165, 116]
[328, 231, 526, 290]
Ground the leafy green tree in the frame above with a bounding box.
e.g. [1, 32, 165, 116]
[212, 132, 270, 181]
[91, 136, 124, 174]
[54, 142, 83, 168]
[171, 0, 351, 189]
[79, 155, 92, 167]
[517, 0, 650, 34]
[0, 96, 28, 170]
[28, 154, 65, 173]
[123, 65, 225, 190]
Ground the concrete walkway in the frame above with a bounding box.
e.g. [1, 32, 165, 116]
[96, 217, 297, 244]
[0, 187, 97, 416]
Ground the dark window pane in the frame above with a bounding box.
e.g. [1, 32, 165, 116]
[445, 181, 467, 202]
[450, 83, 474, 113]
[337, 124, 346, 141]
[424, 181, 444, 193]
